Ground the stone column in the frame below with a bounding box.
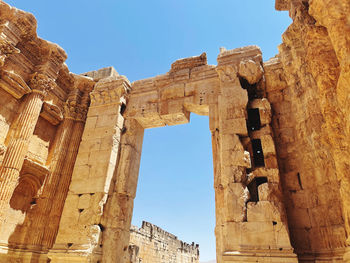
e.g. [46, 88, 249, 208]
[25, 89, 81, 248]
[101, 119, 144, 263]
[49, 76, 130, 263]
[43, 91, 89, 248]
[308, 2, 350, 261]
[0, 73, 53, 222]
[209, 104, 224, 263]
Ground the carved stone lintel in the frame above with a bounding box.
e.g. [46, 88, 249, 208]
[0, 69, 31, 99]
[28, 72, 55, 97]
[90, 76, 130, 106]
[40, 102, 63, 125]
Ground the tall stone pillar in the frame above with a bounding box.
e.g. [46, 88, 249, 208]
[214, 46, 297, 262]
[25, 89, 82, 249]
[214, 59, 251, 263]
[307, 2, 350, 261]
[49, 76, 130, 263]
[0, 73, 53, 223]
[101, 119, 144, 263]
[42, 91, 90, 248]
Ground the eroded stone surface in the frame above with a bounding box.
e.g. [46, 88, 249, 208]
[0, 0, 349, 263]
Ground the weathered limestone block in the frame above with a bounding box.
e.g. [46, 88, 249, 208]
[247, 201, 283, 222]
[264, 58, 288, 92]
[224, 183, 247, 222]
[160, 98, 190, 126]
[238, 59, 264, 84]
[170, 52, 207, 72]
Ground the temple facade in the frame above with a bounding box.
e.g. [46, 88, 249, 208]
[0, 0, 350, 262]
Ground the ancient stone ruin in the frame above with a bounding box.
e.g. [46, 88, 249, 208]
[0, 0, 350, 262]
[129, 221, 199, 262]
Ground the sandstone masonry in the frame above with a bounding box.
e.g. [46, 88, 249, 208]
[0, 0, 350, 262]
[129, 221, 199, 263]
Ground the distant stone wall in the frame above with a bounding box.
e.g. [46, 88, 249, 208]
[129, 221, 199, 263]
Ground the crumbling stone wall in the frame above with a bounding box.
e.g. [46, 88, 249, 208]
[266, 0, 350, 261]
[129, 221, 199, 263]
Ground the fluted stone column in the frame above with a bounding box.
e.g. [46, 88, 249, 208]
[43, 92, 89, 248]
[0, 73, 53, 223]
[26, 89, 81, 249]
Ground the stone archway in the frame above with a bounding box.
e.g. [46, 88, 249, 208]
[49, 46, 297, 263]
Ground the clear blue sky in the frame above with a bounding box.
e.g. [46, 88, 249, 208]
[6, 0, 291, 261]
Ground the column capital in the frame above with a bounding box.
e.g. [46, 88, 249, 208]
[63, 89, 80, 120]
[28, 72, 55, 97]
[63, 89, 89, 122]
[74, 92, 89, 122]
[0, 39, 20, 67]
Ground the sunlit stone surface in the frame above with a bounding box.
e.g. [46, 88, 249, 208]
[1, 0, 350, 262]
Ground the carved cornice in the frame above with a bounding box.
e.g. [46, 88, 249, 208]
[0, 69, 31, 99]
[0, 38, 20, 66]
[40, 101, 63, 125]
[28, 72, 55, 97]
[21, 157, 49, 187]
[90, 76, 130, 106]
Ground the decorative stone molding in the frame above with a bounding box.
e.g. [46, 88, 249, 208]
[90, 76, 130, 106]
[216, 65, 237, 83]
[75, 92, 89, 122]
[22, 157, 49, 177]
[9, 158, 49, 211]
[28, 72, 55, 97]
[63, 89, 80, 120]
[0, 69, 31, 99]
[21, 157, 49, 188]
[0, 145, 6, 156]
[40, 101, 63, 125]
[0, 39, 20, 66]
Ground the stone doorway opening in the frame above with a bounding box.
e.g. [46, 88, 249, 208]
[130, 113, 215, 262]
